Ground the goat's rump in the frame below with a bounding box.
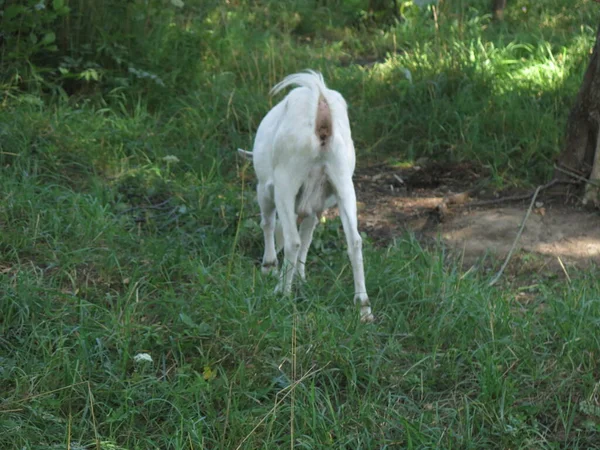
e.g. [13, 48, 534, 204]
[316, 94, 332, 147]
[272, 70, 334, 150]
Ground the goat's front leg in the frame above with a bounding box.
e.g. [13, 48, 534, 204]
[257, 182, 277, 275]
[329, 171, 373, 322]
[273, 173, 302, 295]
[297, 214, 319, 281]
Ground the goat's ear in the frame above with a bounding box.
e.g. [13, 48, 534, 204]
[237, 148, 253, 161]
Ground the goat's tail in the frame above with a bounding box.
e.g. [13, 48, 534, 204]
[237, 148, 253, 161]
[270, 70, 328, 97]
[270, 70, 332, 147]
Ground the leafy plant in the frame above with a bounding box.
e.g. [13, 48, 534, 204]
[0, 0, 70, 86]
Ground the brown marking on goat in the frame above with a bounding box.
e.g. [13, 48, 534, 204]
[315, 94, 332, 148]
[296, 211, 323, 226]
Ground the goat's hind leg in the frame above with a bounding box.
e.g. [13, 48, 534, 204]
[328, 171, 374, 322]
[273, 173, 303, 295]
[297, 214, 319, 281]
[257, 182, 278, 275]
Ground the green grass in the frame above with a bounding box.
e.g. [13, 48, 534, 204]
[2, 0, 600, 448]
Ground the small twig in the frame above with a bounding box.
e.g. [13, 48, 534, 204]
[557, 256, 571, 284]
[87, 381, 101, 450]
[220, 382, 234, 450]
[432, 179, 563, 224]
[234, 364, 326, 450]
[488, 183, 544, 287]
[466, 179, 561, 208]
[392, 174, 405, 185]
[554, 164, 600, 188]
[0, 381, 89, 410]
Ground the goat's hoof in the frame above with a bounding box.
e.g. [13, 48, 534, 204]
[261, 261, 278, 276]
[274, 282, 284, 294]
[275, 280, 294, 296]
[355, 294, 374, 323]
[296, 268, 306, 282]
[360, 306, 375, 323]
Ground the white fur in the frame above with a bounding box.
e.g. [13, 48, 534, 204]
[239, 70, 373, 322]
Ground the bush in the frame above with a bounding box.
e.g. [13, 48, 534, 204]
[0, 0, 217, 96]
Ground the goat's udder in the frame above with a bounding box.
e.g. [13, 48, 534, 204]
[315, 95, 332, 148]
[295, 210, 323, 226]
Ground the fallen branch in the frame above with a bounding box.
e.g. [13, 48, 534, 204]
[432, 179, 561, 224]
[435, 178, 581, 220]
[554, 164, 600, 188]
[488, 183, 544, 287]
[467, 178, 561, 208]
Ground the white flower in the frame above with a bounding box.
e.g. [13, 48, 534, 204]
[400, 68, 412, 84]
[162, 155, 180, 163]
[134, 353, 153, 363]
[170, 0, 185, 8]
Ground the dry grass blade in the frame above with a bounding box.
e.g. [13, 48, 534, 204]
[234, 364, 326, 450]
[488, 184, 544, 286]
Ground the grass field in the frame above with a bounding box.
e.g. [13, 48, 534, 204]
[2, 0, 600, 448]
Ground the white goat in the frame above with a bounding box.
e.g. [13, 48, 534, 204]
[238, 70, 373, 322]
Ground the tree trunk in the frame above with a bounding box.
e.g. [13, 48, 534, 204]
[554, 21, 600, 205]
[492, 0, 507, 20]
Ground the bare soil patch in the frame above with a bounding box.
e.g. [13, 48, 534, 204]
[350, 161, 600, 273]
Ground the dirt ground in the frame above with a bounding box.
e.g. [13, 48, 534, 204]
[348, 161, 600, 276]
